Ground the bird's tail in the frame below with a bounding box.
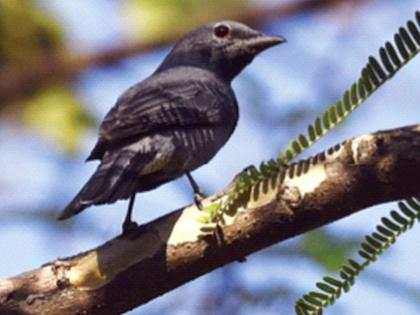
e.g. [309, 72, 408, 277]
[58, 149, 153, 221]
[58, 192, 89, 220]
[57, 166, 113, 220]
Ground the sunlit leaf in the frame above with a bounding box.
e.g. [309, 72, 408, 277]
[122, 0, 251, 43]
[21, 84, 95, 153]
[300, 230, 359, 271]
[0, 0, 63, 65]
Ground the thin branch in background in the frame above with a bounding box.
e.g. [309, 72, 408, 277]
[0, 0, 364, 107]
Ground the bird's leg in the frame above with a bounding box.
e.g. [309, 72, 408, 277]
[122, 193, 138, 234]
[186, 172, 205, 209]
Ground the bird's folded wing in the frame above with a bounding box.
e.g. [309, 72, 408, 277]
[87, 78, 232, 160]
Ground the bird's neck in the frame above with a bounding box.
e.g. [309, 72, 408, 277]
[155, 54, 253, 83]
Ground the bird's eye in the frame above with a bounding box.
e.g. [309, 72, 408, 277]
[213, 24, 230, 38]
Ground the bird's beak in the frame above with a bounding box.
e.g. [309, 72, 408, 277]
[247, 34, 286, 52]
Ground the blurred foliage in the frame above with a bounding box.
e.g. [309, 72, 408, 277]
[21, 84, 95, 152]
[300, 230, 359, 271]
[0, 0, 94, 153]
[263, 229, 360, 272]
[122, 0, 251, 43]
[0, 0, 63, 66]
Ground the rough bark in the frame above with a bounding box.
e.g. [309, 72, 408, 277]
[0, 0, 361, 106]
[1, 124, 420, 315]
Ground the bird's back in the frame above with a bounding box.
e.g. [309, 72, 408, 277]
[89, 66, 238, 161]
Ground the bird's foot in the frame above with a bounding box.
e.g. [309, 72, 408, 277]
[122, 220, 139, 235]
[194, 191, 206, 210]
[213, 223, 246, 263]
[237, 256, 247, 263]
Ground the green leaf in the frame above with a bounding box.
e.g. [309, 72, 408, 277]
[385, 41, 401, 66]
[361, 67, 373, 92]
[323, 276, 342, 287]
[358, 77, 366, 98]
[369, 56, 387, 80]
[336, 100, 344, 118]
[381, 217, 401, 232]
[328, 106, 337, 124]
[365, 235, 382, 248]
[371, 232, 388, 243]
[316, 282, 336, 294]
[380, 47, 394, 73]
[22, 84, 94, 153]
[309, 291, 329, 300]
[321, 110, 330, 130]
[407, 21, 420, 45]
[395, 33, 409, 59]
[303, 294, 323, 306]
[360, 243, 376, 254]
[399, 27, 416, 53]
[292, 140, 303, 154]
[348, 259, 362, 270]
[340, 265, 355, 277]
[406, 198, 420, 211]
[367, 64, 380, 86]
[308, 125, 317, 142]
[299, 134, 310, 148]
[350, 83, 358, 105]
[202, 202, 221, 214]
[398, 202, 417, 218]
[296, 300, 316, 311]
[377, 225, 394, 237]
[315, 117, 322, 136]
[390, 210, 409, 225]
[358, 250, 372, 260]
[197, 215, 211, 224]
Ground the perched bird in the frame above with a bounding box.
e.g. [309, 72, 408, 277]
[59, 20, 285, 233]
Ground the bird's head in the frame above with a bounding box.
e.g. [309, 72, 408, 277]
[156, 21, 286, 82]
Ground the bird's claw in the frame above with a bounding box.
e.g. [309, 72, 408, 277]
[122, 220, 139, 235]
[194, 192, 205, 210]
[213, 223, 246, 263]
[237, 256, 247, 263]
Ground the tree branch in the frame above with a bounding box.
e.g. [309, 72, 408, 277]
[1, 124, 420, 314]
[0, 0, 361, 106]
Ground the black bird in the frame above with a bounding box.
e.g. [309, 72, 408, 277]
[59, 21, 285, 232]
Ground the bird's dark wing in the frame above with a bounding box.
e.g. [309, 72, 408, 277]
[87, 74, 234, 160]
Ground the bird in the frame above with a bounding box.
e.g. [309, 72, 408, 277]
[58, 20, 285, 233]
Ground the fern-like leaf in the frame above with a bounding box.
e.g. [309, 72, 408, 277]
[295, 197, 420, 314]
[279, 10, 420, 164]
